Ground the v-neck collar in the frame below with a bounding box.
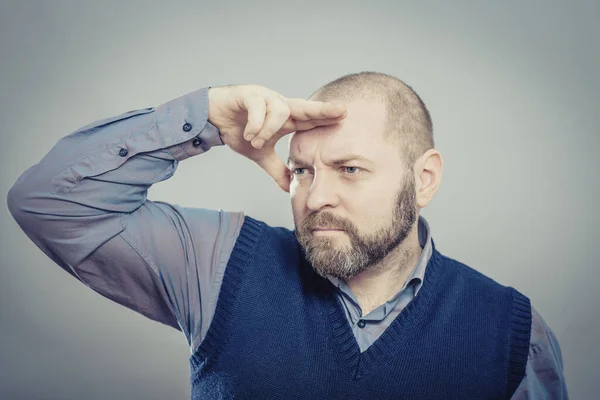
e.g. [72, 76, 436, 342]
[320, 240, 443, 381]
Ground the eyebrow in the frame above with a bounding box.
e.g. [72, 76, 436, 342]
[287, 154, 373, 166]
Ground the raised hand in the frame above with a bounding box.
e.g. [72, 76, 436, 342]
[208, 84, 347, 192]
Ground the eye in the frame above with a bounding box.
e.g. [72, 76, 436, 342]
[342, 166, 361, 174]
[292, 167, 308, 175]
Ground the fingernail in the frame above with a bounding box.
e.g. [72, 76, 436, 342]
[253, 139, 264, 148]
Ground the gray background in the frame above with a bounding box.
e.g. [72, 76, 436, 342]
[1, 0, 598, 398]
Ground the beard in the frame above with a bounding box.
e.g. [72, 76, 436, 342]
[294, 174, 418, 280]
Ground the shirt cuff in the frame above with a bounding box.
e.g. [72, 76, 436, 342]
[155, 86, 224, 161]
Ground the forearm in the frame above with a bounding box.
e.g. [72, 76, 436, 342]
[7, 86, 223, 270]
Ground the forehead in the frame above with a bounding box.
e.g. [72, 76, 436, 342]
[289, 99, 390, 162]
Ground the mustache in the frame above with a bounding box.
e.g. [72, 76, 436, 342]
[301, 211, 355, 233]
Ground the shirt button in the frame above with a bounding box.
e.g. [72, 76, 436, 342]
[118, 148, 128, 157]
[182, 122, 192, 132]
[357, 320, 366, 329]
[192, 137, 202, 147]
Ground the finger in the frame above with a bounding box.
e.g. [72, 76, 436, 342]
[255, 152, 291, 192]
[251, 97, 290, 149]
[241, 94, 267, 141]
[285, 115, 346, 132]
[285, 98, 347, 121]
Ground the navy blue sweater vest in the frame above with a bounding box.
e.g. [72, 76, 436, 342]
[190, 217, 531, 400]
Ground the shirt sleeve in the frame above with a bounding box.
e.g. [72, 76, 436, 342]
[511, 306, 569, 399]
[6, 86, 243, 351]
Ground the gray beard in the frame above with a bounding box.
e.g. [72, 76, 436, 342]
[295, 175, 418, 280]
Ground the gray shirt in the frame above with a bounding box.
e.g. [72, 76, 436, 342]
[7, 86, 568, 399]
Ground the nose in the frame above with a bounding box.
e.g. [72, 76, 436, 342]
[305, 170, 340, 211]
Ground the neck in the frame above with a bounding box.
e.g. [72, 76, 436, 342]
[345, 222, 423, 315]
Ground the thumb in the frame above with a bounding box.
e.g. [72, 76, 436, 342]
[255, 151, 290, 193]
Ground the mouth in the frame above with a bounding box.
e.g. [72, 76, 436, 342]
[312, 228, 345, 234]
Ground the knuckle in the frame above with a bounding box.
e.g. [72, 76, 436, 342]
[255, 128, 272, 139]
[248, 93, 263, 105]
[275, 107, 290, 119]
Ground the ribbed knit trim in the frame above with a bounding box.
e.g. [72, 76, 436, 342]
[190, 216, 263, 371]
[505, 289, 532, 398]
[325, 239, 444, 381]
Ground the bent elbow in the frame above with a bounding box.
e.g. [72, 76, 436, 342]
[6, 165, 40, 225]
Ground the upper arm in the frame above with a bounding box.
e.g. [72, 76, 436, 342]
[6, 86, 235, 350]
[73, 199, 244, 349]
[511, 306, 569, 399]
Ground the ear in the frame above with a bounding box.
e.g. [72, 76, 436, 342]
[414, 149, 443, 209]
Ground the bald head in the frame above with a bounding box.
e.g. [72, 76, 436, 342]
[309, 71, 434, 169]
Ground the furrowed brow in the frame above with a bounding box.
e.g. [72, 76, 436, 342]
[288, 155, 372, 167]
[328, 155, 372, 166]
[287, 156, 306, 166]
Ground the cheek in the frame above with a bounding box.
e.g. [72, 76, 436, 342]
[290, 182, 305, 206]
[290, 187, 308, 224]
[342, 190, 395, 228]
[289, 174, 312, 197]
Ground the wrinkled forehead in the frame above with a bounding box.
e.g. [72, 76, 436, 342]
[288, 99, 388, 161]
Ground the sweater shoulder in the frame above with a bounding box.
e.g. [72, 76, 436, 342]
[238, 215, 303, 266]
[242, 216, 297, 249]
[435, 250, 514, 295]
[432, 249, 531, 330]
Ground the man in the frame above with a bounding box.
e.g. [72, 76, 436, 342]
[7, 72, 567, 399]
